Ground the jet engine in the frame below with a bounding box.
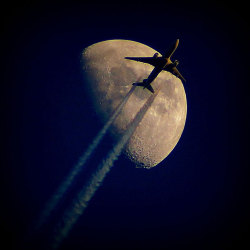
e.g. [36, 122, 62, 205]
[174, 60, 179, 66]
[153, 53, 159, 58]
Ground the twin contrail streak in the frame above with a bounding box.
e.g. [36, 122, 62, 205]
[52, 89, 160, 249]
[36, 86, 136, 231]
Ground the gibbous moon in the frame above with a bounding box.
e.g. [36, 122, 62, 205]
[81, 40, 187, 168]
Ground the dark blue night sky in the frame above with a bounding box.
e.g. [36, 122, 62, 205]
[2, 2, 249, 250]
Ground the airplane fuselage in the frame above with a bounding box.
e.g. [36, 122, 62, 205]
[143, 57, 173, 88]
[126, 39, 185, 93]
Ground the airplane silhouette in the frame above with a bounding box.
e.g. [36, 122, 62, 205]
[125, 39, 185, 93]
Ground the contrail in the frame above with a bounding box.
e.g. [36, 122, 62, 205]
[52, 88, 160, 249]
[35, 86, 136, 231]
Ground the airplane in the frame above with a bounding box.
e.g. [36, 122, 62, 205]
[125, 39, 185, 93]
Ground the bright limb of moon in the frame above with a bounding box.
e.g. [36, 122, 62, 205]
[81, 40, 187, 168]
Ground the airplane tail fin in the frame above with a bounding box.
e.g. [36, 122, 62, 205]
[132, 82, 155, 93]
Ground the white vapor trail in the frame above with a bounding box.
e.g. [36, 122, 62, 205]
[36, 86, 136, 231]
[52, 88, 160, 249]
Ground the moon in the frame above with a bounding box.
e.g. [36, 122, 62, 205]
[81, 40, 187, 168]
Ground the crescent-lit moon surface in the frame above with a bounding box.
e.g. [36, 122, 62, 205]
[81, 40, 187, 168]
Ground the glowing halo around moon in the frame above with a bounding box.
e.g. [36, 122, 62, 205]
[81, 39, 187, 168]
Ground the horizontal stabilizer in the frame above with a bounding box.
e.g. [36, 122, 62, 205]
[146, 85, 155, 93]
[132, 82, 155, 93]
[132, 82, 145, 87]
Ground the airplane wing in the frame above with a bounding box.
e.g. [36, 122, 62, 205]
[125, 57, 158, 67]
[163, 39, 179, 58]
[167, 67, 186, 82]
